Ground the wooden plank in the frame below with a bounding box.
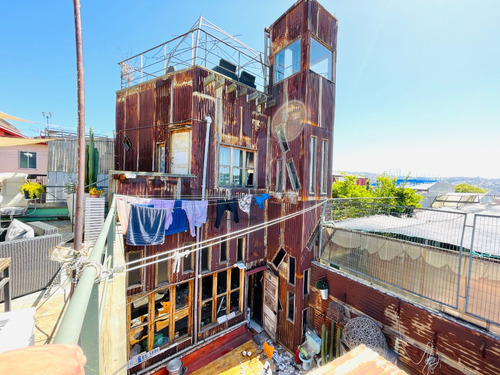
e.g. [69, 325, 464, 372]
[190, 339, 267, 375]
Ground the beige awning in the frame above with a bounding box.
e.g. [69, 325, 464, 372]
[0, 111, 33, 123]
[0, 137, 57, 147]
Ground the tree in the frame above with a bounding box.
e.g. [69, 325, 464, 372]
[331, 174, 373, 220]
[374, 175, 422, 208]
[455, 183, 488, 194]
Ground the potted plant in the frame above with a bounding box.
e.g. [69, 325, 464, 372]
[88, 186, 104, 198]
[19, 181, 45, 199]
[316, 279, 329, 300]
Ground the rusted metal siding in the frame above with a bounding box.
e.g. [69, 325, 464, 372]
[310, 263, 500, 375]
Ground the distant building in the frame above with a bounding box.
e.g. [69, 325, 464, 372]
[0, 119, 48, 175]
[409, 181, 454, 208]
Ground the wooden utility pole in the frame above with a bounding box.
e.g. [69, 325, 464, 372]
[73, 0, 85, 252]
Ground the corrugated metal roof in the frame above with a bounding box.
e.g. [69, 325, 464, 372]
[309, 344, 407, 375]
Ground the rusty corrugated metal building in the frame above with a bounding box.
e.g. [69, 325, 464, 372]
[114, 0, 336, 372]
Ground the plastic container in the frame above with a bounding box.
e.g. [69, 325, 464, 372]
[298, 352, 313, 370]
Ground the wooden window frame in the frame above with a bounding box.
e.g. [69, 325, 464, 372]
[220, 240, 228, 264]
[156, 142, 166, 173]
[183, 243, 194, 274]
[201, 246, 211, 274]
[156, 252, 170, 286]
[237, 237, 245, 263]
[218, 145, 256, 188]
[320, 140, 328, 195]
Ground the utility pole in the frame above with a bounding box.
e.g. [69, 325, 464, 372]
[73, 0, 85, 252]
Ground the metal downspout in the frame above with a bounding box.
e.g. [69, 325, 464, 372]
[194, 115, 212, 345]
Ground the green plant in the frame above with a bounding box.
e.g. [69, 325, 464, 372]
[19, 181, 45, 199]
[329, 320, 334, 362]
[321, 324, 327, 364]
[316, 279, 328, 290]
[85, 127, 99, 193]
[64, 174, 77, 194]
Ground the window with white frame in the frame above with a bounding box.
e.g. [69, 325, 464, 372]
[309, 136, 317, 193]
[19, 151, 37, 169]
[275, 38, 301, 83]
[320, 140, 328, 194]
[286, 159, 301, 191]
[219, 146, 255, 187]
[310, 37, 333, 81]
[157, 143, 166, 172]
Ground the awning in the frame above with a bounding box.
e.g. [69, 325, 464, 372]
[0, 111, 33, 123]
[246, 264, 268, 275]
[0, 137, 57, 147]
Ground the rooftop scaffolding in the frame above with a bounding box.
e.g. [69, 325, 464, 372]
[118, 17, 269, 92]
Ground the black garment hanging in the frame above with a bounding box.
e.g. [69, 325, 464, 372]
[215, 199, 239, 228]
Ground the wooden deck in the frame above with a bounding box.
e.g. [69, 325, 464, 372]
[191, 339, 269, 375]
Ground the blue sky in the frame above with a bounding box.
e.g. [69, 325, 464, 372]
[1, 1, 499, 178]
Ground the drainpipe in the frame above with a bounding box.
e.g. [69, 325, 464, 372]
[193, 115, 212, 345]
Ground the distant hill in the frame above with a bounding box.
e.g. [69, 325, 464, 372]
[338, 172, 500, 195]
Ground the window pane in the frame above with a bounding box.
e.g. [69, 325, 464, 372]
[303, 269, 310, 296]
[219, 167, 230, 186]
[288, 292, 295, 321]
[286, 159, 300, 191]
[201, 247, 209, 272]
[202, 275, 213, 301]
[245, 169, 253, 187]
[131, 299, 149, 327]
[19, 151, 37, 169]
[310, 38, 332, 80]
[288, 257, 296, 285]
[216, 296, 226, 317]
[309, 137, 316, 193]
[230, 290, 240, 313]
[154, 316, 169, 348]
[157, 258, 169, 284]
[220, 242, 227, 262]
[183, 251, 193, 272]
[276, 125, 289, 152]
[231, 268, 240, 290]
[174, 316, 189, 339]
[237, 238, 244, 262]
[175, 282, 189, 310]
[201, 301, 213, 327]
[217, 270, 227, 295]
[275, 39, 301, 83]
[233, 149, 242, 167]
[128, 252, 142, 286]
[154, 290, 170, 319]
[321, 140, 328, 194]
[246, 152, 254, 168]
[219, 147, 230, 165]
[232, 168, 242, 185]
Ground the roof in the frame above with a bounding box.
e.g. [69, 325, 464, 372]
[309, 344, 407, 375]
[0, 119, 24, 138]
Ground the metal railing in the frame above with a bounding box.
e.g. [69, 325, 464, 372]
[54, 195, 116, 374]
[118, 17, 268, 92]
[321, 200, 500, 327]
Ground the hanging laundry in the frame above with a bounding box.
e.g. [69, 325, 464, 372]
[165, 200, 189, 235]
[126, 204, 167, 246]
[215, 199, 239, 228]
[254, 193, 270, 210]
[238, 194, 253, 215]
[150, 199, 175, 230]
[116, 195, 152, 234]
[182, 200, 208, 236]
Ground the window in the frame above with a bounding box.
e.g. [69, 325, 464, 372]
[157, 254, 170, 285]
[201, 246, 210, 273]
[183, 248, 194, 273]
[309, 137, 317, 193]
[128, 281, 192, 359]
[288, 256, 296, 285]
[237, 238, 245, 263]
[275, 38, 301, 83]
[276, 159, 284, 193]
[303, 269, 310, 296]
[200, 268, 243, 330]
[19, 151, 37, 169]
[310, 38, 333, 80]
[220, 241, 228, 263]
[157, 143, 166, 172]
[320, 140, 328, 194]
[287, 291, 295, 322]
[302, 308, 308, 339]
[170, 129, 191, 174]
[272, 248, 287, 269]
[275, 125, 290, 152]
[286, 159, 301, 191]
[218, 146, 255, 187]
[127, 251, 143, 287]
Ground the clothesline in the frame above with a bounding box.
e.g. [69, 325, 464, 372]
[116, 199, 328, 275]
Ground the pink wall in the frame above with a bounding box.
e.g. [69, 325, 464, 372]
[0, 144, 48, 174]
